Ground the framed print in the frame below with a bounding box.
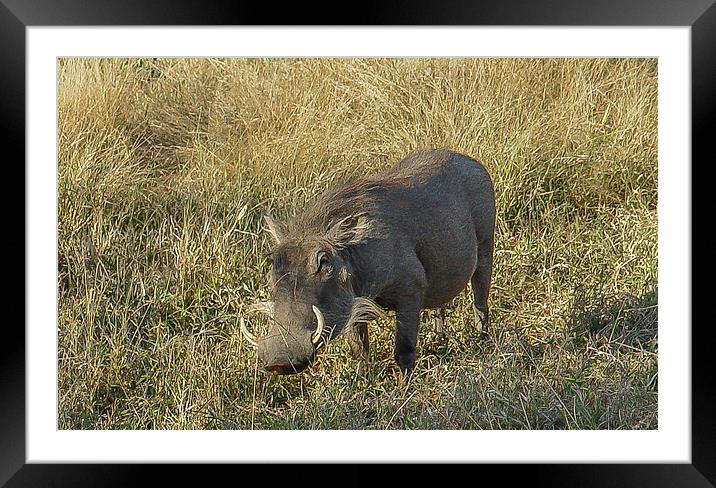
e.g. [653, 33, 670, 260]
[7, 0, 712, 485]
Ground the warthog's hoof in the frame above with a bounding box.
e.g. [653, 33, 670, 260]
[432, 307, 448, 344]
[472, 305, 489, 337]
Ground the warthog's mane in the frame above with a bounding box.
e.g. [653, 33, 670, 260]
[284, 177, 386, 249]
[282, 150, 453, 249]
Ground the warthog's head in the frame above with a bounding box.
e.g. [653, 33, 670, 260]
[240, 213, 385, 374]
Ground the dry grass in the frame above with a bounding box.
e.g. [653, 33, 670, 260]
[57, 58, 657, 430]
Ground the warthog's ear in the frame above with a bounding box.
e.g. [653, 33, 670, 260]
[326, 213, 374, 249]
[264, 214, 287, 244]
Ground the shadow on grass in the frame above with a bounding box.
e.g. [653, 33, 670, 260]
[568, 287, 658, 352]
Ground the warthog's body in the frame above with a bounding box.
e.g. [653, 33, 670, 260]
[243, 149, 495, 376]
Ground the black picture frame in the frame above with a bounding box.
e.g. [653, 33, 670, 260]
[6, 0, 711, 484]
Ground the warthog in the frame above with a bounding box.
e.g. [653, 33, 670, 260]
[241, 149, 495, 377]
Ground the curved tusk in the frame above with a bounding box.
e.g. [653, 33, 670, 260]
[239, 318, 258, 347]
[311, 305, 324, 345]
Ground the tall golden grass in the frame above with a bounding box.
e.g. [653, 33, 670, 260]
[58, 58, 657, 429]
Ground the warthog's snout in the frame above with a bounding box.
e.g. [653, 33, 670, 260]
[255, 324, 316, 375]
[264, 356, 310, 375]
[241, 305, 325, 375]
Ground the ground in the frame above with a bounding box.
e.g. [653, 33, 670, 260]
[57, 58, 658, 429]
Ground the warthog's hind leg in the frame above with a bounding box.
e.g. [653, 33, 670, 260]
[434, 307, 447, 343]
[471, 238, 493, 336]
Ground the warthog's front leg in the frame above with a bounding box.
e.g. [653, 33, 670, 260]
[393, 298, 422, 378]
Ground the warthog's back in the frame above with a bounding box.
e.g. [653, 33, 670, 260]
[369, 150, 495, 308]
[378, 149, 494, 239]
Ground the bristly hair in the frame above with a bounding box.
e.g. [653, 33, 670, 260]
[279, 150, 454, 249]
[282, 177, 388, 249]
[345, 296, 388, 329]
